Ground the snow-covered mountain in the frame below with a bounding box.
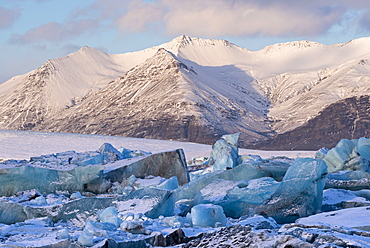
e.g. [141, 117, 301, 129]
[2, 35, 370, 148]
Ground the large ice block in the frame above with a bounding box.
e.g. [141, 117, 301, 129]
[255, 158, 327, 223]
[97, 143, 124, 164]
[106, 149, 189, 186]
[209, 133, 240, 171]
[174, 162, 269, 202]
[191, 204, 227, 227]
[323, 139, 368, 173]
[0, 165, 104, 196]
[357, 137, 370, 161]
[114, 188, 175, 219]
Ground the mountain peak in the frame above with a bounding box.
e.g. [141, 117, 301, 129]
[164, 35, 233, 50]
[262, 40, 324, 53]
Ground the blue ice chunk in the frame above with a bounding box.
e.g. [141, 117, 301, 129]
[97, 143, 124, 164]
[255, 158, 327, 223]
[78, 229, 94, 247]
[75, 154, 103, 166]
[358, 137, 370, 161]
[221, 133, 240, 146]
[210, 133, 240, 171]
[97, 207, 122, 228]
[327, 170, 370, 180]
[70, 192, 82, 200]
[156, 176, 178, 190]
[56, 229, 70, 239]
[0, 165, 104, 196]
[85, 219, 117, 236]
[118, 188, 175, 219]
[29, 195, 47, 206]
[193, 177, 280, 218]
[222, 177, 281, 218]
[174, 162, 269, 202]
[120, 148, 152, 159]
[191, 204, 227, 227]
[323, 139, 367, 173]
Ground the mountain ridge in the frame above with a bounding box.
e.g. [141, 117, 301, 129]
[2, 35, 370, 149]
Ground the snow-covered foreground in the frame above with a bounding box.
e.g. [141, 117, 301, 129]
[0, 130, 315, 161]
[3, 130, 370, 247]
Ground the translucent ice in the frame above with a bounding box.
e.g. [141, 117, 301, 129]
[209, 133, 240, 171]
[56, 229, 70, 239]
[85, 219, 117, 236]
[323, 139, 368, 173]
[191, 204, 227, 227]
[357, 137, 370, 161]
[70, 191, 82, 200]
[97, 143, 124, 164]
[255, 158, 327, 223]
[221, 177, 281, 218]
[78, 229, 94, 247]
[174, 162, 269, 202]
[97, 207, 122, 228]
[0, 164, 104, 196]
[115, 188, 175, 219]
[156, 176, 179, 190]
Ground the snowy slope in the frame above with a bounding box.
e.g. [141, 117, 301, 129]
[2, 35, 370, 147]
[35, 48, 271, 146]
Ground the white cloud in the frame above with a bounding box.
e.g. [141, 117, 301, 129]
[113, 0, 370, 38]
[116, 0, 164, 32]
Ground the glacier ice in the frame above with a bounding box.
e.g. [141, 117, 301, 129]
[156, 176, 179, 190]
[357, 137, 370, 160]
[5, 136, 370, 247]
[322, 139, 368, 173]
[255, 158, 327, 223]
[192, 177, 281, 218]
[105, 149, 189, 186]
[97, 143, 124, 164]
[85, 219, 117, 236]
[191, 204, 227, 227]
[78, 229, 94, 247]
[0, 164, 104, 196]
[115, 187, 175, 219]
[56, 228, 70, 239]
[209, 133, 240, 171]
[97, 207, 122, 228]
[174, 162, 270, 205]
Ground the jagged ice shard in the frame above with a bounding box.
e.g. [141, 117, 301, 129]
[209, 133, 240, 171]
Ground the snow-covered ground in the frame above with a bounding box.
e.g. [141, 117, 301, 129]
[0, 130, 315, 161]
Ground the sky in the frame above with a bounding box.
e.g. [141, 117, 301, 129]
[1, 0, 370, 83]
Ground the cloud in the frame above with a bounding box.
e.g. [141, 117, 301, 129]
[10, 19, 100, 44]
[113, 0, 370, 38]
[116, 0, 164, 33]
[160, 0, 342, 37]
[0, 6, 21, 29]
[11, 0, 370, 46]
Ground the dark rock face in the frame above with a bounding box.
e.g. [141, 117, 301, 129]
[252, 95, 370, 150]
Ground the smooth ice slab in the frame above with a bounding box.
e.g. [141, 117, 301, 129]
[0, 164, 104, 196]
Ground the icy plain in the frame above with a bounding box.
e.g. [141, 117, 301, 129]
[2, 130, 370, 247]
